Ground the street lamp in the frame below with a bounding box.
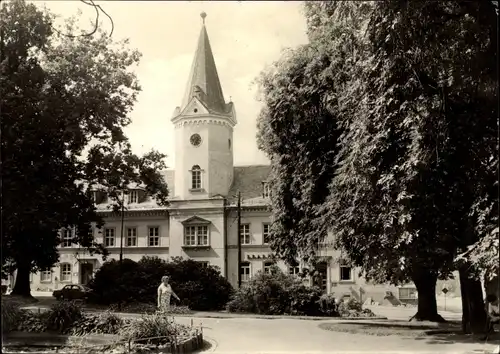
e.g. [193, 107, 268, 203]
[119, 189, 129, 263]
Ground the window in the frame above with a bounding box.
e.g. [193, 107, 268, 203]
[399, 287, 417, 300]
[91, 191, 98, 204]
[40, 270, 52, 282]
[126, 227, 137, 247]
[104, 228, 115, 247]
[262, 224, 270, 244]
[191, 165, 202, 189]
[61, 228, 73, 248]
[60, 264, 72, 282]
[198, 261, 209, 268]
[148, 227, 160, 247]
[128, 190, 138, 204]
[263, 261, 273, 274]
[240, 224, 251, 245]
[339, 259, 352, 281]
[240, 262, 251, 282]
[289, 266, 300, 276]
[184, 225, 209, 246]
[262, 182, 271, 198]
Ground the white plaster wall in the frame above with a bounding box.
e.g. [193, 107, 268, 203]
[207, 123, 233, 196]
[168, 209, 226, 274]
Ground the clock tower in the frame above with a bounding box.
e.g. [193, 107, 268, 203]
[171, 12, 236, 200]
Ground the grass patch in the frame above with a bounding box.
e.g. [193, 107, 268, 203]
[318, 321, 462, 337]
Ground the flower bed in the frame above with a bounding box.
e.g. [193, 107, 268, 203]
[3, 300, 203, 353]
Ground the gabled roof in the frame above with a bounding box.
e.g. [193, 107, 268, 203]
[180, 15, 229, 115]
[227, 165, 271, 206]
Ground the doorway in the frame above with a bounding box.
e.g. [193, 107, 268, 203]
[314, 262, 328, 293]
[80, 262, 94, 285]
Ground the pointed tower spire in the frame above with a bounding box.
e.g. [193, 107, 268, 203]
[180, 12, 227, 114]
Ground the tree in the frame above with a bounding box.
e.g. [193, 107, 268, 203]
[0, 0, 169, 297]
[257, 0, 498, 330]
[256, 1, 370, 265]
[326, 0, 497, 329]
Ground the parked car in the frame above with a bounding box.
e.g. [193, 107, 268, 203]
[52, 284, 92, 301]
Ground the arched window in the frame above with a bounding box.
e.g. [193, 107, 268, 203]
[191, 165, 202, 189]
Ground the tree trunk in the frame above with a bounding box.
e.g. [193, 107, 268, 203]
[11, 260, 33, 298]
[411, 269, 446, 322]
[459, 265, 487, 334]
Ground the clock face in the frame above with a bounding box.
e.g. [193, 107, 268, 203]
[190, 133, 202, 147]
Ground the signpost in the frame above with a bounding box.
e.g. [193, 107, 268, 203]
[442, 286, 449, 311]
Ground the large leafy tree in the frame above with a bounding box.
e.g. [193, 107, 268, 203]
[327, 0, 497, 330]
[257, 0, 498, 331]
[256, 2, 370, 265]
[1, 0, 169, 296]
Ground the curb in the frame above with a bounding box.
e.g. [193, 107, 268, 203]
[23, 306, 387, 321]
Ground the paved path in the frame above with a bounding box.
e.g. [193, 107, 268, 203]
[129, 314, 498, 353]
[22, 295, 497, 353]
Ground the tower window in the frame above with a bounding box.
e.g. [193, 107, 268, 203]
[228, 139, 231, 150]
[191, 165, 202, 189]
[194, 108, 198, 113]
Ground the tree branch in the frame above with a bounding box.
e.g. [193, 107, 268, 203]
[50, 0, 114, 38]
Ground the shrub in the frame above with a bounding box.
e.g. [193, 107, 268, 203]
[345, 298, 363, 312]
[46, 300, 83, 333]
[227, 265, 324, 316]
[226, 286, 256, 313]
[318, 294, 338, 316]
[16, 311, 49, 333]
[119, 313, 191, 346]
[1, 297, 25, 334]
[90, 256, 233, 311]
[162, 257, 233, 311]
[71, 311, 124, 336]
[289, 283, 323, 316]
[337, 298, 375, 318]
[88, 259, 141, 305]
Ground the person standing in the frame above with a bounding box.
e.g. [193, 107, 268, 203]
[157, 276, 180, 313]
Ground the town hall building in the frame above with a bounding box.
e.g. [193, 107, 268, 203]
[27, 13, 412, 305]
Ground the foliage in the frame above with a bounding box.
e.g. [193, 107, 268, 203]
[1, 296, 25, 333]
[256, 2, 371, 266]
[119, 313, 191, 346]
[88, 259, 141, 305]
[89, 256, 233, 311]
[288, 283, 323, 316]
[226, 266, 326, 316]
[0, 0, 169, 294]
[16, 311, 49, 333]
[318, 294, 339, 317]
[108, 302, 192, 315]
[226, 286, 257, 314]
[161, 257, 233, 311]
[256, 0, 498, 325]
[46, 300, 83, 333]
[71, 311, 124, 336]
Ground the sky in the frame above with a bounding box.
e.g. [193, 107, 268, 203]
[38, 1, 309, 168]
